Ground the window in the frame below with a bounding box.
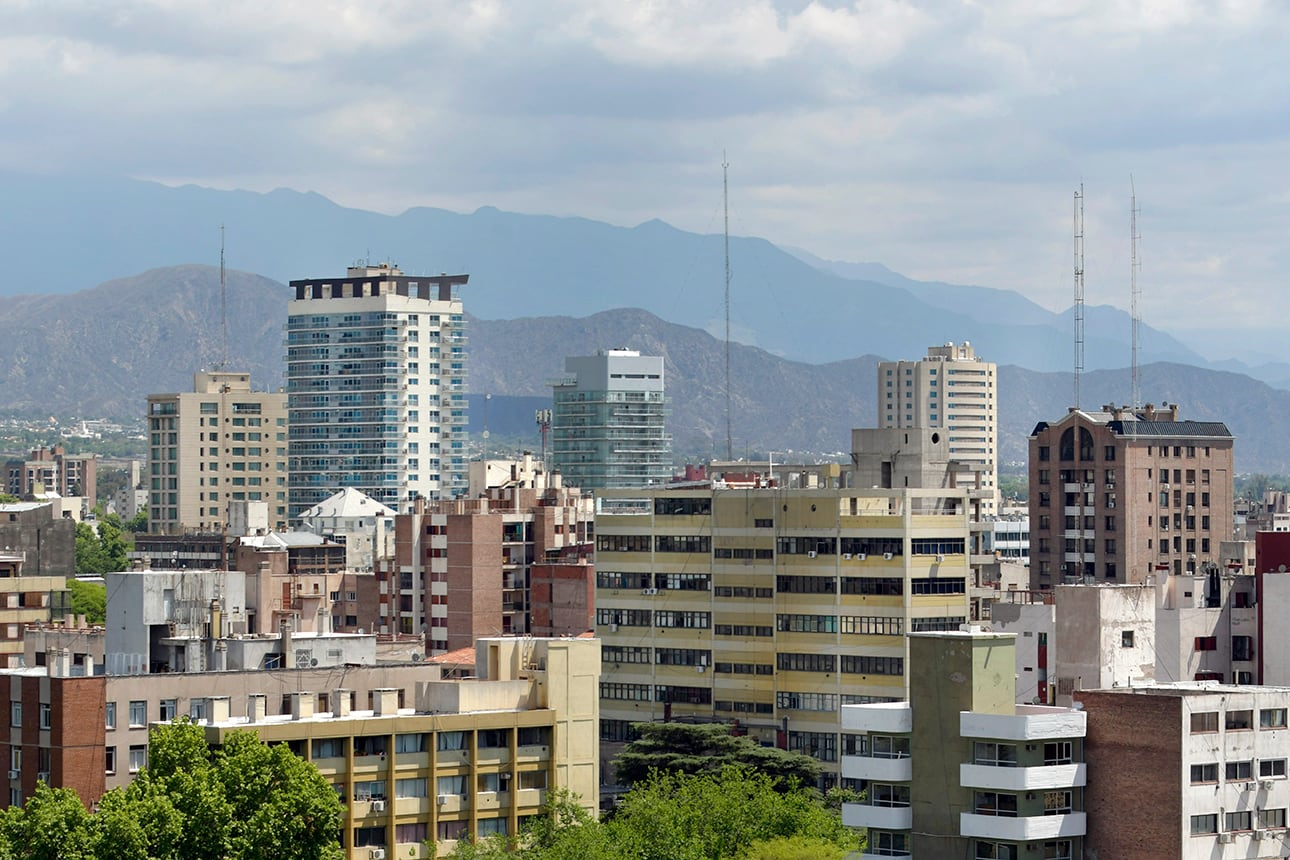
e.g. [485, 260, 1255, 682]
[1191, 711, 1219, 733]
[395, 778, 427, 798]
[869, 784, 911, 807]
[1260, 808, 1287, 829]
[159, 699, 177, 722]
[1226, 760, 1253, 781]
[1233, 636, 1255, 661]
[39, 703, 50, 729]
[975, 841, 1018, 859]
[1261, 759, 1287, 778]
[1121, 631, 1134, 648]
[1194, 636, 1217, 651]
[313, 738, 346, 759]
[105, 702, 116, 730]
[394, 733, 427, 754]
[1225, 810, 1252, 832]
[128, 745, 148, 773]
[9, 703, 18, 727]
[1042, 842, 1073, 860]
[129, 700, 147, 727]
[437, 775, 467, 796]
[1226, 710, 1254, 731]
[974, 791, 1018, 817]
[974, 742, 1017, 767]
[1043, 790, 1072, 815]
[1043, 741, 1073, 765]
[1262, 708, 1288, 729]
[105, 746, 116, 775]
[1190, 814, 1218, 835]
[1190, 763, 1218, 783]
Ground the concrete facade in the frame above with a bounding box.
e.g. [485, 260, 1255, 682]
[550, 349, 671, 490]
[5, 446, 97, 502]
[146, 371, 289, 534]
[286, 264, 470, 519]
[878, 342, 998, 515]
[1078, 684, 1290, 860]
[842, 627, 1087, 860]
[1028, 403, 1234, 589]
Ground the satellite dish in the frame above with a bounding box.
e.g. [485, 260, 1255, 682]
[411, 653, 423, 662]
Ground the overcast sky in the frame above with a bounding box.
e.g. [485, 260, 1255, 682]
[3, 1, 1287, 353]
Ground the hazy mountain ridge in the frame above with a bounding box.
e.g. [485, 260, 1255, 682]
[0, 173, 1214, 373]
[2, 265, 1287, 473]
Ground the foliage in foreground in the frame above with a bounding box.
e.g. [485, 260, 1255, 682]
[0, 720, 344, 860]
[444, 768, 859, 860]
[614, 722, 822, 788]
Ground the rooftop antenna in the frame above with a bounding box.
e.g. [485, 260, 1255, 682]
[723, 151, 732, 461]
[1073, 183, 1085, 410]
[1130, 177, 1142, 409]
[219, 223, 228, 371]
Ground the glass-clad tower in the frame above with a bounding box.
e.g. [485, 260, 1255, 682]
[549, 349, 671, 490]
[286, 264, 469, 520]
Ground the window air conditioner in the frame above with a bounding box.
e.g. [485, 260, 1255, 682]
[609, 623, 618, 632]
[807, 551, 817, 558]
[857, 553, 867, 560]
[936, 554, 945, 563]
[370, 850, 386, 860]
[1254, 829, 1267, 841]
[6, 770, 16, 780]
[36, 772, 48, 782]
[842, 553, 852, 560]
[1218, 833, 1234, 844]
[883, 552, 894, 560]
[642, 588, 658, 596]
[437, 794, 451, 805]
[1261, 779, 1275, 790]
[370, 800, 386, 813]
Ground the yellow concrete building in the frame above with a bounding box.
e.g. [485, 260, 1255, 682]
[595, 475, 973, 787]
[199, 637, 599, 859]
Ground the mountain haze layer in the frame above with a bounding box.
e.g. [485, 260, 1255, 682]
[2, 265, 1286, 473]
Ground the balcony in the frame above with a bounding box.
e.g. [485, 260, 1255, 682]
[842, 755, 912, 782]
[841, 702, 912, 734]
[841, 802, 912, 830]
[960, 763, 1087, 791]
[960, 811, 1086, 840]
[961, 706, 1086, 741]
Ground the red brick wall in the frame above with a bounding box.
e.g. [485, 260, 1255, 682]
[446, 513, 502, 651]
[50, 677, 106, 807]
[1077, 690, 1182, 859]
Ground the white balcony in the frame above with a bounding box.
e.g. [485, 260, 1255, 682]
[855, 853, 911, 860]
[959, 763, 1087, 791]
[961, 706, 1086, 741]
[842, 802, 913, 830]
[960, 812, 1086, 840]
[843, 755, 912, 782]
[841, 702, 912, 734]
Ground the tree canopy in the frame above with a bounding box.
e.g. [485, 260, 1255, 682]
[0, 720, 344, 860]
[613, 723, 821, 788]
[74, 516, 131, 575]
[67, 579, 106, 624]
[443, 768, 859, 860]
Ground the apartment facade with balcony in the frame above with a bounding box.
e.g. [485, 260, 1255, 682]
[842, 627, 1086, 860]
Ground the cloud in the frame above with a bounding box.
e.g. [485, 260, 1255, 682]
[0, 0, 1286, 342]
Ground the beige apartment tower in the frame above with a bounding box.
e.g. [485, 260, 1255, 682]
[879, 342, 998, 515]
[146, 371, 288, 534]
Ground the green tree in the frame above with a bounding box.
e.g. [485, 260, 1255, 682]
[124, 507, 148, 534]
[74, 521, 106, 574]
[607, 767, 856, 860]
[67, 579, 107, 624]
[736, 836, 849, 860]
[614, 723, 821, 788]
[0, 781, 93, 860]
[0, 493, 18, 505]
[95, 519, 130, 572]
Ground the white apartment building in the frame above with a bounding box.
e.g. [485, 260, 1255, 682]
[286, 264, 470, 519]
[879, 342, 998, 515]
[1080, 683, 1290, 859]
[146, 371, 288, 534]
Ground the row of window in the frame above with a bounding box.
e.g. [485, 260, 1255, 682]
[1191, 708, 1287, 733]
[1191, 808, 1287, 834]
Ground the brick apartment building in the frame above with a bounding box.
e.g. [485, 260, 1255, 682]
[5, 446, 96, 502]
[1029, 403, 1234, 590]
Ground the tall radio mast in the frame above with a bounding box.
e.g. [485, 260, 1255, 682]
[219, 223, 228, 371]
[1130, 178, 1142, 408]
[1073, 184, 1085, 410]
[723, 152, 732, 462]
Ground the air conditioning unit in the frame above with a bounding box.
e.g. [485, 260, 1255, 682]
[807, 551, 817, 559]
[370, 850, 386, 860]
[1261, 779, 1275, 790]
[883, 552, 893, 560]
[1246, 781, 1258, 792]
[1254, 829, 1267, 841]
[36, 772, 48, 783]
[1108, 501, 1116, 509]
[857, 553, 867, 560]
[935, 554, 945, 563]
[370, 800, 386, 812]
[696, 665, 706, 673]
[842, 553, 852, 560]
[642, 588, 658, 596]
[437, 794, 452, 805]
[6, 770, 16, 780]
[609, 623, 618, 632]
[1218, 832, 1234, 844]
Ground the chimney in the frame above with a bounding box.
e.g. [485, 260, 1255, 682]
[290, 691, 315, 720]
[373, 688, 398, 716]
[208, 696, 230, 723]
[247, 693, 267, 723]
[332, 688, 351, 718]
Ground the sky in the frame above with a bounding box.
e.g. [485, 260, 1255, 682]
[3, 0, 1288, 355]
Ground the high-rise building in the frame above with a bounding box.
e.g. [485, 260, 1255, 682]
[1027, 402, 1234, 590]
[593, 463, 973, 788]
[5, 445, 97, 501]
[286, 264, 470, 519]
[550, 349, 670, 490]
[146, 371, 288, 534]
[878, 342, 998, 515]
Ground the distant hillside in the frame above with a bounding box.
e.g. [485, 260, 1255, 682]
[0, 174, 1208, 373]
[3, 265, 1284, 473]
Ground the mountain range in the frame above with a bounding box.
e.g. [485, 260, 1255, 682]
[1, 264, 1287, 473]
